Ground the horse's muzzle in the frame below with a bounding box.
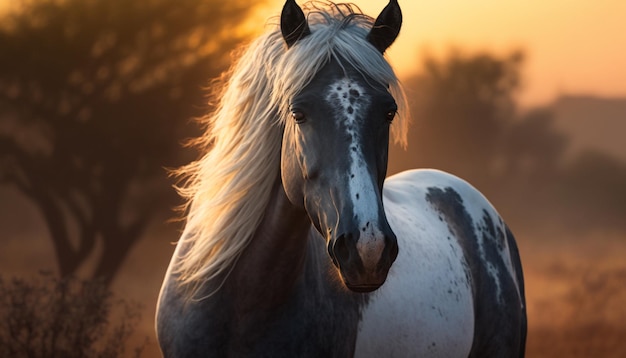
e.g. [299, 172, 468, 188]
[328, 229, 398, 292]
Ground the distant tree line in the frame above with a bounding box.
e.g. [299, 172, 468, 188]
[390, 49, 626, 233]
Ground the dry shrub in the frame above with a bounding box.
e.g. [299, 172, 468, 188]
[0, 272, 146, 358]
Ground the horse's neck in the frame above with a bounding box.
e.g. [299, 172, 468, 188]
[225, 178, 311, 316]
[220, 179, 364, 355]
[158, 179, 364, 356]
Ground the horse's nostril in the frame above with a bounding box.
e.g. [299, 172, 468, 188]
[386, 235, 399, 262]
[333, 234, 352, 265]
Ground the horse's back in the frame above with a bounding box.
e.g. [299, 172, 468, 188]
[355, 169, 526, 357]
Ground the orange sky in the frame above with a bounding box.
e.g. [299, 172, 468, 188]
[2, 0, 625, 109]
[253, 0, 626, 108]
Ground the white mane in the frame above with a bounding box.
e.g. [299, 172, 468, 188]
[174, 1, 409, 298]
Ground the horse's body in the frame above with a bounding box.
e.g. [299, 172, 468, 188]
[156, 1, 526, 357]
[357, 170, 525, 357]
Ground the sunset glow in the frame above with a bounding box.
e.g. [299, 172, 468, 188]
[1, 1, 625, 357]
[257, 0, 626, 108]
[3, 0, 624, 108]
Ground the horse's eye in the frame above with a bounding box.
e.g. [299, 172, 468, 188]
[291, 110, 306, 123]
[385, 110, 397, 122]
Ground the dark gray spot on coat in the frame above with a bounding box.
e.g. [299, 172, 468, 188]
[425, 186, 526, 357]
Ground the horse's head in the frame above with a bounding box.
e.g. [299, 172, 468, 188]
[279, 0, 402, 292]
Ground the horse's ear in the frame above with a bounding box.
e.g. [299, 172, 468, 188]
[281, 0, 311, 48]
[366, 0, 402, 54]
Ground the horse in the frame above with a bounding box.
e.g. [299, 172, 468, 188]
[155, 1, 527, 356]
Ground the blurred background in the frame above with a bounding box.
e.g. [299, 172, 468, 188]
[1, 0, 624, 356]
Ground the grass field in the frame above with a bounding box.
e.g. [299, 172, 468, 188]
[2, 193, 625, 356]
[121, 226, 626, 357]
[522, 231, 626, 357]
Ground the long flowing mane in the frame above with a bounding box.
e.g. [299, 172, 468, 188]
[174, 1, 409, 298]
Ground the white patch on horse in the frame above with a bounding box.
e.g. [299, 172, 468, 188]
[356, 170, 476, 357]
[325, 78, 383, 269]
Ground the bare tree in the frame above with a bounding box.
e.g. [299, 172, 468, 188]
[0, 0, 261, 284]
